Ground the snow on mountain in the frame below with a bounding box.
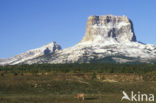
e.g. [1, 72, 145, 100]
[23, 40, 156, 64]
[0, 42, 61, 65]
[22, 15, 156, 64]
[1, 15, 156, 65]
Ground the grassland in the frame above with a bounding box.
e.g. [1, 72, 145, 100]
[0, 63, 156, 103]
[0, 72, 156, 103]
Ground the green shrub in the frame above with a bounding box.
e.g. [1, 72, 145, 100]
[91, 72, 97, 80]
[1, 73, 4, 76]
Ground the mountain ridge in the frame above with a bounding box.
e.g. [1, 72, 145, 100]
[0, 42, 61, 65]
[1, 15, 156, 65]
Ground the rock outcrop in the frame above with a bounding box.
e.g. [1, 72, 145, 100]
[81, 15, 136, 43]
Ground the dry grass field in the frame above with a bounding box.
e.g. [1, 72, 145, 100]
[0, 72, 156, 103]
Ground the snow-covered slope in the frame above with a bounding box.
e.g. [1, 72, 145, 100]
[23, 40, 156, 64]
[1, 15, 156, 65]
[0, 42, 61, 65]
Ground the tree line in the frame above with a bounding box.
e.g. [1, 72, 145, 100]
[0, 63, 156, 74]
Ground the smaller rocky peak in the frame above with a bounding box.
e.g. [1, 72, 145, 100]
[42, 42, 62, 53]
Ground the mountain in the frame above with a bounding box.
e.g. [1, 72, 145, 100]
[81, 15, 136, 43]
[0, 42, 61, 65]
[1, 15, 156, 65]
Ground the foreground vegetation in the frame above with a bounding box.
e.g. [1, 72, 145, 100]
[0, 73, 156, 103]
[0, 63, 156, 103]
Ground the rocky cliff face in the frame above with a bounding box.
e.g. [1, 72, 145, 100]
[81, 15, 136, 43]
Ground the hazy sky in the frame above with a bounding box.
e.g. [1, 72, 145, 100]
[0, 0, 156, 58]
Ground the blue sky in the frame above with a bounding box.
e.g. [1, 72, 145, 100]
[0, 0, 156, 58]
